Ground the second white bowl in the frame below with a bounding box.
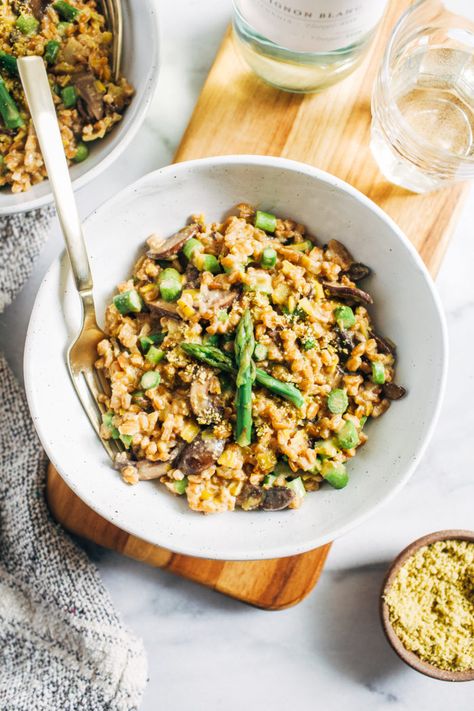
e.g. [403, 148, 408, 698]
[0, 0, 159, 215]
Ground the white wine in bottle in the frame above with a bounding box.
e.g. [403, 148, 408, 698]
[232, 0, 388, 93]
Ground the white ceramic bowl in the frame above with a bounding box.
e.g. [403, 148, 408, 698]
[24, 156, 448, 560]
[0, 0, 159, 215]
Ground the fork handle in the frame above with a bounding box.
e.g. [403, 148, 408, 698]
[18, 56, 93, 295]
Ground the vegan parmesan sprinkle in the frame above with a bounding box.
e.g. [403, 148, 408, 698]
[385, 539, 474, 672]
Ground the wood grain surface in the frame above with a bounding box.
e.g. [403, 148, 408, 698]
[46, 0, 468, 609]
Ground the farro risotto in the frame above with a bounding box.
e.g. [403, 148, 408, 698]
[96, 205, 407, 514]
[0, 0, 133, 192]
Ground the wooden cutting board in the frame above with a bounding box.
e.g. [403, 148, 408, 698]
[46, 0, 469, 609]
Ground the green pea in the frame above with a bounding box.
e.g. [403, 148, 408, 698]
[73, 143, 89, 163]
[61, 85, 77, 108]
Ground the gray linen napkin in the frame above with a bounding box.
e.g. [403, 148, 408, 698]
[0, 209, 148, 710]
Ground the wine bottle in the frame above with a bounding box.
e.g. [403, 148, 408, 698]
[233, 0, 389, 92]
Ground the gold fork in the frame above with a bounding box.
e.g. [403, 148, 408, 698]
[18, 56, 120, 461]
[100, 0, 123, 81]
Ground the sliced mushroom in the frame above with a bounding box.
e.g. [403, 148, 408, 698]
[371, 331, 397, 355]
[382, 382, 407, 400]
[146, 299, 181, 320]
[237, 484, 295, 511]
[184, 263, 201, 288]
[74, 72, 104, 121]
[347, 262, 371, 282]
[114, 451, 131, 470]
[326, 240, 371, 282]
[175, 434, 226, 475]
[262, 486, 295, 511]
[199, 288, 238, 314]
[146, 224, 200, 260]
[237, 484, 264, 511]
[322, 281, 373, 305]
[335, 326, 355, 362]
[189, 370, 224, 425]
[136, 460, 171, 481]
[29, 0, 49, 20]
[327, 239, 354, 270]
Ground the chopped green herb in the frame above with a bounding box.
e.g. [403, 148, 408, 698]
[119, 434, 133, 449]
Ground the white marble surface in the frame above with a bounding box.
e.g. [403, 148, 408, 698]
[1, 1, 473, 708]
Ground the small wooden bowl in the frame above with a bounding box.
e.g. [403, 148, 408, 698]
[381, 529, 474, 682]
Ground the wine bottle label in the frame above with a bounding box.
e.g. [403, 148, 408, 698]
[237, 0, 388, 52]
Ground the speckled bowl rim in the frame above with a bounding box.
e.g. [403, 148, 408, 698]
[380, 529, 474, 682]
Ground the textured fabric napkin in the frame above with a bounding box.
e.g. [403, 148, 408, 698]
[0, 209, 147, 710]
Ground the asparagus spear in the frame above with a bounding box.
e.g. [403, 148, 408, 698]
[254, 368, 305, 410]
[234, 309, 256, 446]
[180, 343, 305, 409]
[181, 342, 234, 372]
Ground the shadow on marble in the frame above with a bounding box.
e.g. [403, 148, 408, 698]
[313, 565, 405, 694]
